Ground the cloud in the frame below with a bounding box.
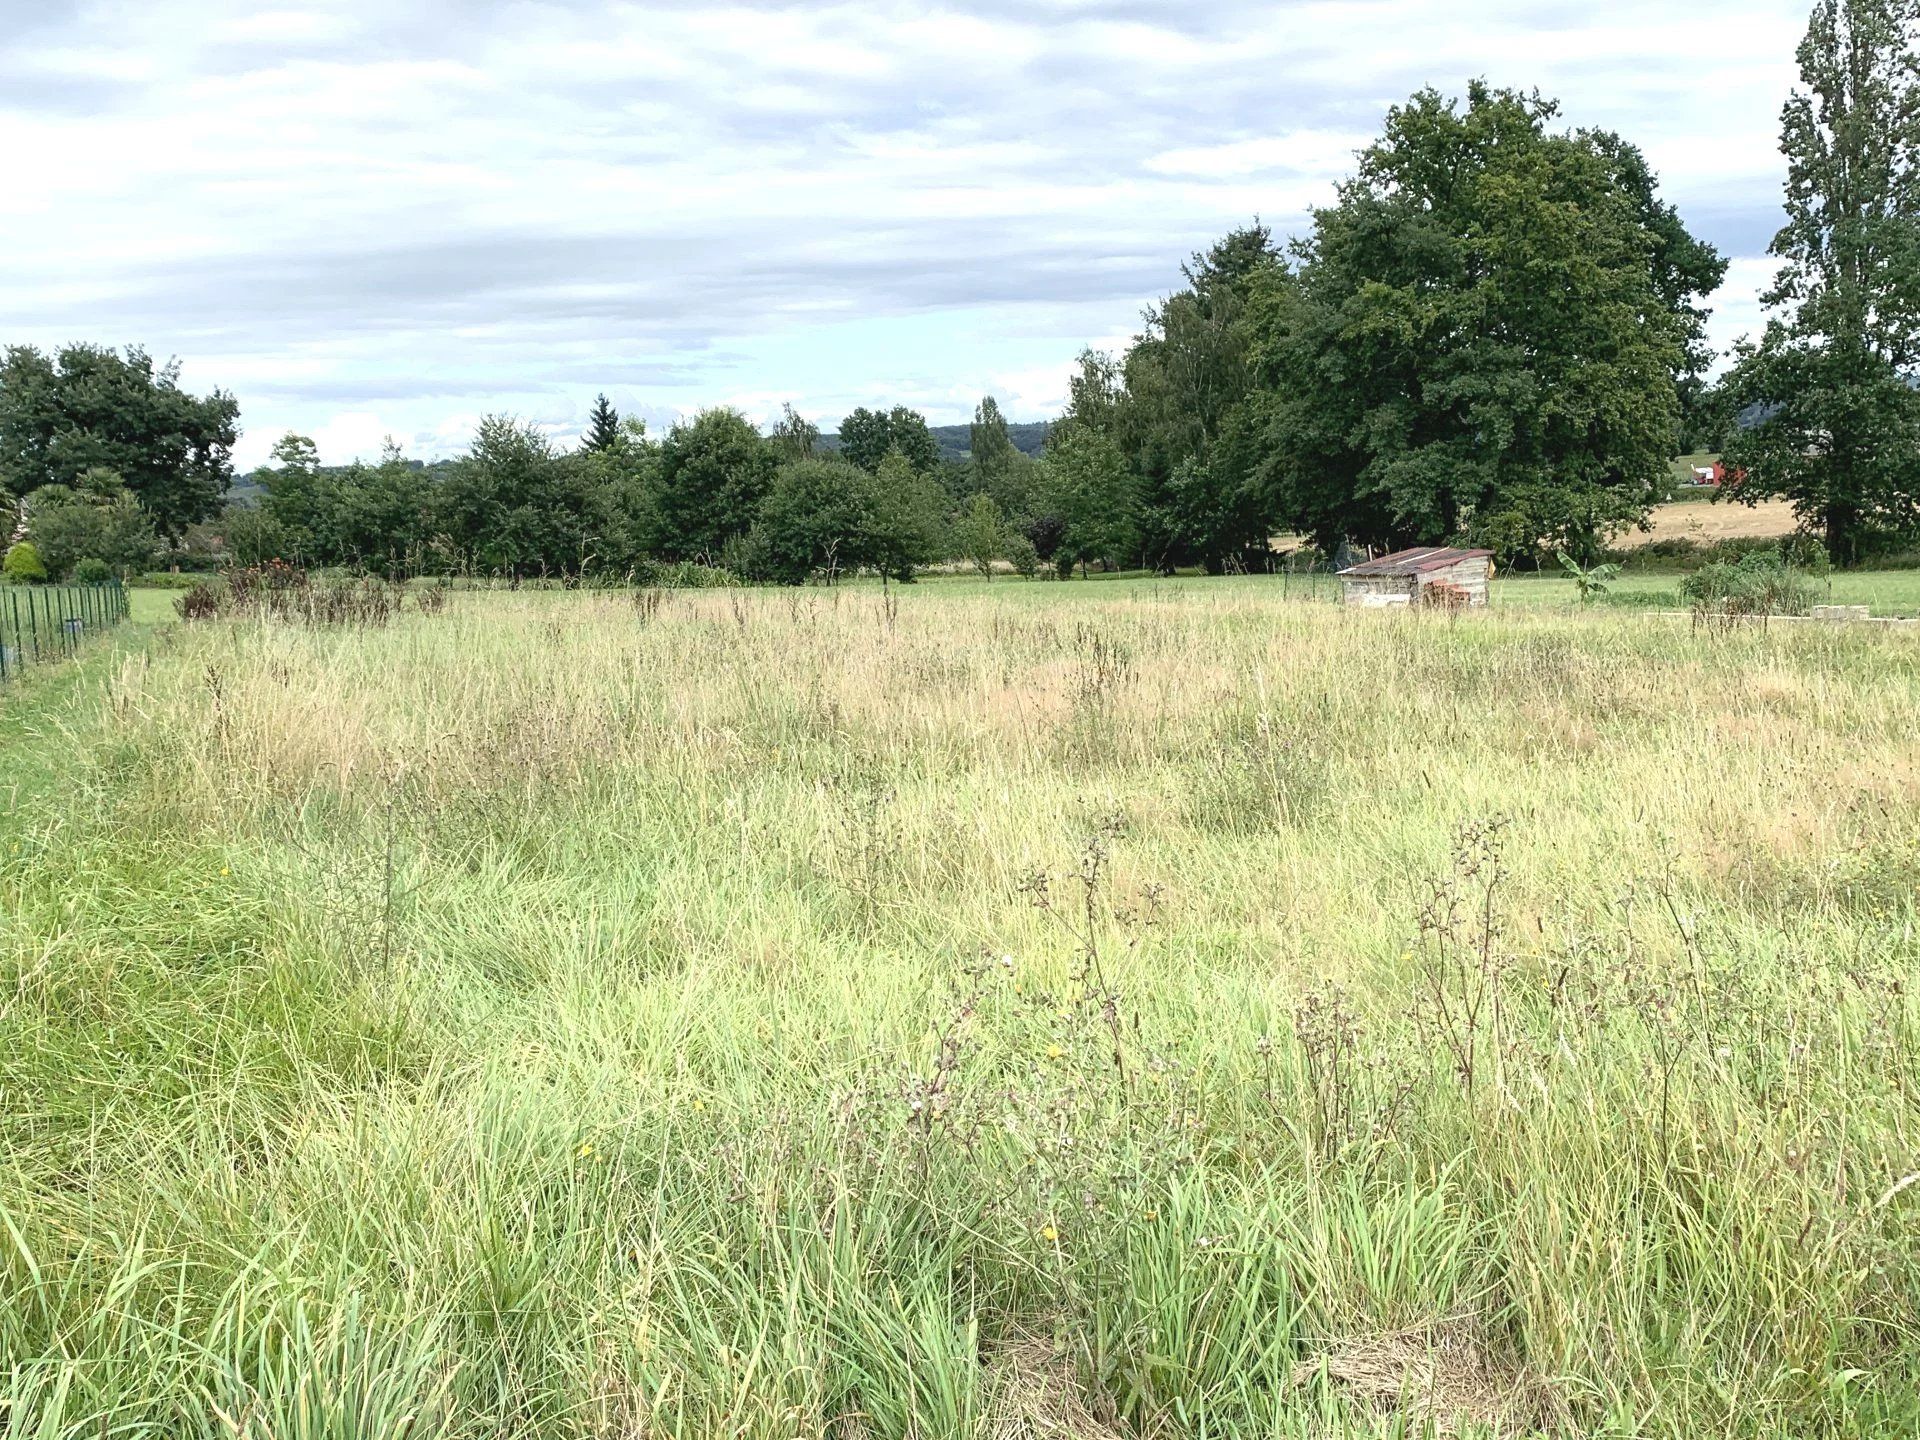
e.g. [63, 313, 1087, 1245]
[306, 411, 398, 464]
[0, 0, 1809, 465]
[1146, 132, 1370, 179]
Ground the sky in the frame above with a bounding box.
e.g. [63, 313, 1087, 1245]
[3, 0, 1809, 468]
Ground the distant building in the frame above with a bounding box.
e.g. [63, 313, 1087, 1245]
[1336, 547, 1494, 608]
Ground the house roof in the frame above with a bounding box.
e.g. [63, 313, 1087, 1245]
[1338, 546, 1493, 578]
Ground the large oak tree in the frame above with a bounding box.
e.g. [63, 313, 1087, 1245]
[1250, 84, 1724, 561]
[0, 344, 240, 541]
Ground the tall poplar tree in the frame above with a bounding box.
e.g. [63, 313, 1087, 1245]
[1724, 0, 1920, 562]
[969, 396, 1016, 481]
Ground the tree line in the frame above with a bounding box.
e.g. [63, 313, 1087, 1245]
[216, 397, 1142, 583]
[4, 0, 1916, 584]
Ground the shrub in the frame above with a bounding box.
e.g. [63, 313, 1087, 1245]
[26, 488, 155, 579]
[175, 581, 223, 619]
[1681, 550, 1820, 617]
[1005, 535, 1040, 579]
[134, 571, 203, 589]
[72, 558, 113, 584]
[222, 504, 291, 568]
[3, 541, 48, 584]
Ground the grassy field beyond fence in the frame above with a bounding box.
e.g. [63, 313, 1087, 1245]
[4, 583, 1918, 1438]
[0, 581, 129, 681]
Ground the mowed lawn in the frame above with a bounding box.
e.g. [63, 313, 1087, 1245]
[4, 581, 1919, 1438]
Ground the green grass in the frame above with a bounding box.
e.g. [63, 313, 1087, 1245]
[1497, 566, 1920, 616]
[5, 583, 1919, 1437]
[126, 585, 184, 623]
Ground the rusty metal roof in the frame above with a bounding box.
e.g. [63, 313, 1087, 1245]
[1337, 546, 1493, 578]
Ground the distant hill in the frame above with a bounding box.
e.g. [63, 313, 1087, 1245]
[820, 420, 1052, 464]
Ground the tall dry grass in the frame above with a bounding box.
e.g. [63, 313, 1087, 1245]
[3, 579, 1918, 1438]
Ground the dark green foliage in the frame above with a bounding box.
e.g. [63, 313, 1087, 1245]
[969, 396, 1017, 483]
[1722, 0, 1920, 564]
[652, 409, 776, 561]
[1252, 85, 1719, 564]
[1042, 426, 1140, 574]
[1005, 534, 1040, 578]
[22, 470, 156, 579]
[746, 457, 876, 582]
[746, 451, 945, 584]
[1120, 227, 1286, 572]
[436, 416, 602, 577]
[868, 449, 949, 581]
[221, 506, 289, 568]
[576, 435, 661, 576]
[331, 442, 437, 579]
[1676, 378, 1738, 457]
[256, 435, 330, 566]
[249, 420, 667, 580]
[1609, 533, 1832, 573]
[583, 394, 622, 454]
[0, 344, 239, 540]
[71, 558, 112, 584]
[838, 406, 940, 475]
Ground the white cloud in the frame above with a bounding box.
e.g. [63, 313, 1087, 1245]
[1, 0, 1807, 466]
[1705, 255, 1780, 364]
[300, 412, 395, 464]
[1146, 133, 1370, 179]
[212, 10, 356, 44]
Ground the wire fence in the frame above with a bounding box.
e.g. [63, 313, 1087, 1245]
[0, 582, 131, 684]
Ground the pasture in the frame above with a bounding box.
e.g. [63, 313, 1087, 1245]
[4, 581, 1918, 1438]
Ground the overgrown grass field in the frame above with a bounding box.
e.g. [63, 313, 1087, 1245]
[4, 582, 1919, 1437]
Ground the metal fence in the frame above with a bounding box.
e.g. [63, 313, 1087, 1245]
[0, 582, 131, 684]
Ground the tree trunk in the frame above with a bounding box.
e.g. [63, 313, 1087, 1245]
[1824, 501, 1861, 568]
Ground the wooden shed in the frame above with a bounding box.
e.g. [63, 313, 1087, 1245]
[1336, 547, 1493, 608]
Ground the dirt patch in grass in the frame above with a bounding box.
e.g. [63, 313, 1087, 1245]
[986, 1336, 1127, 1440]
[1302, 1322, 1563, 1437]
